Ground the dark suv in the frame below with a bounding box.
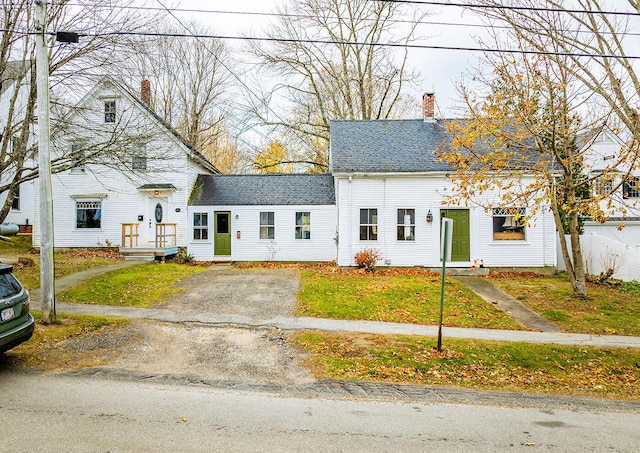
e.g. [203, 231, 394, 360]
[0, 264, 34, 353]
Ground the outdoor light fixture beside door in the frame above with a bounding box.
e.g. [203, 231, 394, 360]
[426, 210, 433, 223]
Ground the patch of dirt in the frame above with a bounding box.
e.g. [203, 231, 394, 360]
[159, 267, 300, 318]
[103, 320, 314, 385]
[3, 267, 315, 386]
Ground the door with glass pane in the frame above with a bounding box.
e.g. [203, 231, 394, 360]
[214, 211, 231, 256]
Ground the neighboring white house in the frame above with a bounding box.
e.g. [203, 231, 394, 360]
[329, 118, 557, 269]
[555, 127, 640, 281]
[32, 77, 218, 251]
[187, 174, 337, 262]
[0, 61, 36, 232]
[581, 126, 640, 241]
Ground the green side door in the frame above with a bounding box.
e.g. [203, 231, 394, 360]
[214, 211, 231, 256]
[441, 209, 470, 262]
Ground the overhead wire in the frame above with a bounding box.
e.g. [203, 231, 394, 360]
[151, 0, 321, 158]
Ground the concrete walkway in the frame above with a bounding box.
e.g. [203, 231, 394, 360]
[31, 263, 640, 349]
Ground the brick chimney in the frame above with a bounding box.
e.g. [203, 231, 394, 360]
[422, 92, 435, 122]
[141, 79, 151, 106]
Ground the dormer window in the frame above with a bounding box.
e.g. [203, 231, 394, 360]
[104, 100, 116, 123]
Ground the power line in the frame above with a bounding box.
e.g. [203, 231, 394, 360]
[151, 0, 321, 158]
[367, 0, 640, 17]
[5, 26, 639, 59]
[57, 2, 640, 36]
[27, 29, 638, 60]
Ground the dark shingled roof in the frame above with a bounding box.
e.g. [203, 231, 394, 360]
[330, 119, 454, 173]
[189, 174, 336, 206]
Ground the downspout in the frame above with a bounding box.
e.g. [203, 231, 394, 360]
[348, 174, 353, 265]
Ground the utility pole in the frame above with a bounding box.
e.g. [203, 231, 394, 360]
[35, 0, 56, 323]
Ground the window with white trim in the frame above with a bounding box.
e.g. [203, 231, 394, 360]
[132, 149, 147, 170]
[593, 177, 613, 196]
[492, 207, 525, 241]
[259, 211, 275, 240]
[76, 200, 102, 229]
[70, 143, 86, 173]
[295, 212, 311, 240]
[623, 176, 640, 199]
[359, 208, 378, 241]
[10, 185, 19, 211]
[104, 100, 116, 123]
[397, 208, 415, 241]
[193, 213, 208, 240]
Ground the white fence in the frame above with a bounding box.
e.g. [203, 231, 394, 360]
[557, 233, 640, 282]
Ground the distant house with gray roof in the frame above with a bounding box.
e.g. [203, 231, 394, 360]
[187, 174, 337, 262]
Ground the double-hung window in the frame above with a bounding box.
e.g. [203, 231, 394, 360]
[193, 213, 208, 240]
[295, 212, 311, 240]
[623, 176, 640, 199]
[76, 200, 102, 229]
[10, 185, 19, 211]
[70, 144, 86, 173]
[359, 208, 378, 241]
[260, 211, 275, 240]
[397, 208, 415, 241]
[132, 149, 147, 171]
[104, 100, 116, 123]
[492, 207, 525, 240]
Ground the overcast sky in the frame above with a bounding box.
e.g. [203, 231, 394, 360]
[171, 0, 486, 117]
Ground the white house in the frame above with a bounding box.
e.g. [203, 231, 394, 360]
[0, 61, 36, 232]
[33, 77, 218, 253]
[580, 126, 640, 241]
[187, 174, 336, 262]
[329, 118, 557, 269]
[555, 127, 640, 281]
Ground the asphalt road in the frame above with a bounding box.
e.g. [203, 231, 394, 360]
[3, 372, 639, 452]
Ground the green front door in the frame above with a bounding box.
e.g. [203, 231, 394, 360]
[214, 211, 231, 256]
[441, 209, 470, 262]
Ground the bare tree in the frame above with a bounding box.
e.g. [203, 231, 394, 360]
[247, 0, 424, 171]
[0, 0, 162, 222]
[441, 0, 640, 297]
[120, 22, 234, 153]
[461, 0, 640, 171]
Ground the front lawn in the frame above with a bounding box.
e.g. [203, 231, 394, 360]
[488, 273, 640, 336]
[0, 236, 124, 290]
[297, 268, 525, 330]
[57, 262, 208, 307]
[292, 331, 640, 400]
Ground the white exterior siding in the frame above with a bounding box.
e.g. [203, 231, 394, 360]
[336, 174, 556, 268]
[188, 205, 337, 262]
[2, 179, 35, 228]
[32, 78, 215, 248]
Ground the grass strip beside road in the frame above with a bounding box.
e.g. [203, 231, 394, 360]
[57, 262, 208, 308]
[488, 274, 640, 336]
[2, 312, 130, 371]
[297, 268, 525, 330]
[291, 331, 640, 400]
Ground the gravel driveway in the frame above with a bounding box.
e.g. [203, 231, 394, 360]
[103, 267, 315, 385]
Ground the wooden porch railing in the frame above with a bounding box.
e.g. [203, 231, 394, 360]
[155, 223, 177, 248]
[121, 223, 139, 248]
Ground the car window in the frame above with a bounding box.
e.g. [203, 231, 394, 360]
[0, 273, 23, 298]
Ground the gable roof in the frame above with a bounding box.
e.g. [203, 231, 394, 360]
[330, 119, 454, 174]
[189, 174, 336, 206]
[118, 80, 219, 174]
[68, 76, 219, 174]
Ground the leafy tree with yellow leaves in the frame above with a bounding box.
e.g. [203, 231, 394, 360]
[253, 140, 295, 173]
